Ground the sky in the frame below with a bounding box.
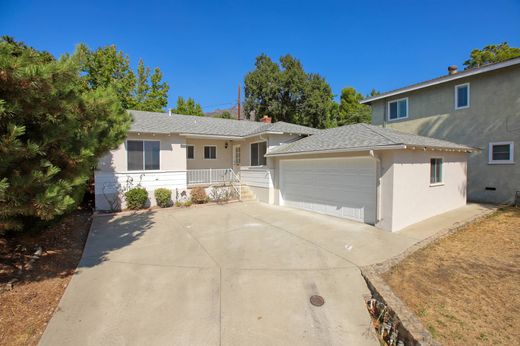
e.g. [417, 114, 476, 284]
[1, 0, 519, 112]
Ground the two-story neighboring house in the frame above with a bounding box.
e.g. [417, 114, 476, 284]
[361, 57, 520, 204]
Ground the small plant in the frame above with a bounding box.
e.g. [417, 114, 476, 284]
[184, 200, 193, 207]
[175, 200, 183, 207]
[124, 187, 148, 210]
[154, 188, 172, 208]
[209, 185, 235, 203]
[190, 186, 208, 204]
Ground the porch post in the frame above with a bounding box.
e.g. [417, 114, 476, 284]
[209, 168, 212, 184]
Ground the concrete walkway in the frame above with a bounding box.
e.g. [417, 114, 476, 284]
[39, 202, 493, 346]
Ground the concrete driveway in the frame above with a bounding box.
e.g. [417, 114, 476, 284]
[39, 202, 492, 346]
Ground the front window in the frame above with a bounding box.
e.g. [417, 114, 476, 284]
[388, 98, 408, 120]
[187, 145, 194, 159]
[250, 142, 267, 166]
[127, 140, 160, 171]
[204, 146, 216, 160]
[430, 158, 443, 185]
[455, 83, 470, 109]
[489, 142, 514, 164]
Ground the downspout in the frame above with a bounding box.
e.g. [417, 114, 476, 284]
[369, 150, 382, 225]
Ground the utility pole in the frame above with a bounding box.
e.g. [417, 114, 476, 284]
[237, 84, 241, 121]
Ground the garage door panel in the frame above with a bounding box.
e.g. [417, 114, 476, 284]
[280, 158, 376, 224]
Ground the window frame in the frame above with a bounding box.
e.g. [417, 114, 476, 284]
[430, 157, 443, 186]
[250, 140, 267, 167]
[186, 145, 195, 160]
[126, 139, 161, 171]
[488, 141, 514, 165]
[455, 83, 470, 110]
[233, 145, 241, 165]
[387, 97, 409, 121]
[203, 145, 217, 160]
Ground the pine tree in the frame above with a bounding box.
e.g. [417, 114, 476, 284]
[171, 96, 204, 116]
[0, 37, 131, 232]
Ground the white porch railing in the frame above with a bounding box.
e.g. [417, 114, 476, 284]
[186, 168, 234, 186]
[187, 168, 241, 200]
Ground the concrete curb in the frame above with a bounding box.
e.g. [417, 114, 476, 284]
[361, 205, 498, 345]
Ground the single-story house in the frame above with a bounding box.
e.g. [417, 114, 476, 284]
[95, 110, 475, 232]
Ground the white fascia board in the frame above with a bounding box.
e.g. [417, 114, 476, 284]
[179, 133, 245, 141]
[360, 58, 520, 104]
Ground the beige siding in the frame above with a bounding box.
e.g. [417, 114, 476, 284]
[185, 139, 234, 169]
[377, 150, 467, 231]
[371, 65, 520, 203]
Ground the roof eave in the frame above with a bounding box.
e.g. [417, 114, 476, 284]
[265, 144, 408, 157]
[360, 58, 520, 104]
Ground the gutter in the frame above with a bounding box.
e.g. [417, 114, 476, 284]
[265, 145, 408, 157]
[179, 133, 245, 140]
[360, 58, 520, 104]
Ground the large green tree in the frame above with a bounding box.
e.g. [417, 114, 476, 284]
[78, 44, 169, 111]
[0, 37, 131, 232]
[244, 54, 336, 128]
[464, 42, 520, 69]
[171, 96, 204, 116]
[336, 87, 372, 126]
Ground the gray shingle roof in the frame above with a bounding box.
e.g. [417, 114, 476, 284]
[361, 57, 520, 104]
[128, 110, 319, 137]
[266, 123, 475, 156]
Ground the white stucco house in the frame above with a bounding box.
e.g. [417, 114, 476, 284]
[95, 110, 476, 232]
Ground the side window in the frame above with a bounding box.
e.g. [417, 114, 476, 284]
[388, 98, 408, 120]
[489, 142, 514, 164]
[187, 145, 194, 159]
[430, 158, 443, 185]
[250, 142, 267, 166]
[455, 83, 470, 109]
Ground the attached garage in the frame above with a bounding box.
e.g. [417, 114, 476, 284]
[279, 157, 377, 224]
[267, 124, 475, 232]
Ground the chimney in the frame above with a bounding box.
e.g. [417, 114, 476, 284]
[448, 65, 458, 75]
[260, 115, 272, 124]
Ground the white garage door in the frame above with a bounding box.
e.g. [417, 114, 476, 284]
[279, 157, 377, 224]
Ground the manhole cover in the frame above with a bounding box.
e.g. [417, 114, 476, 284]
[310, 295, 325, 306]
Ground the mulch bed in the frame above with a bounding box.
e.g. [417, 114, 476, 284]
[0, 210, 92, 346]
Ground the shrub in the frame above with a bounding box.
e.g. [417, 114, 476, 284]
[0, 37, 130, 232]
[175, 201, 183, 207]
[184, 200, 193, 207]
[154, 188, 172, 208]
[124, 188, 148, 209]
[190, 186, 208, 204]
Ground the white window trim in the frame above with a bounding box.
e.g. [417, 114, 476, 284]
[203, 145, 217, 160]
[186, 145, 195, 160]
[387, 97, 409, 121]
[488, 141, 514, 164]
[455, 83, 470, 110]
[429, 157, 444, 186]
[126, 139, 161, 171]
[250, 140, 268, 167]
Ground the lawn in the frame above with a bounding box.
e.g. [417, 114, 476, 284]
[0, 211, 91, 346]
[383, 207, 520, 345]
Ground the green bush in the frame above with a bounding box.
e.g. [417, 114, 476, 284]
[190, 186, 208, 204]
[184, 200, 193, 207]
[154, 188, 172, 208]
[124, 188, 148, 210]
[0, 37, 130, 232]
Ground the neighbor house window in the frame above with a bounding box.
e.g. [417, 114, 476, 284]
[250, 141, 267, 166]
[388, 98, 408, 120]
[187, 145, 194, 160]
[127, 140, 160, 171]
[430, 158, 443, 185]
[489, 142, 514, 164]
[204, 146, 217, 159]
[455, 83, 470, 109]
